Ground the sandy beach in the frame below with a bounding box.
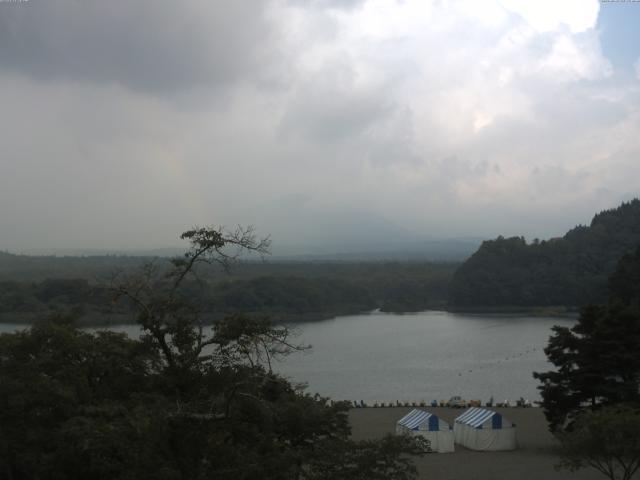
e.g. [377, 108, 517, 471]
[349, 407, 604, 480]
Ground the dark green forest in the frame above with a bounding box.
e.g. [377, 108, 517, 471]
[0, 255, 456, 325]
[451, 199, 640, 308]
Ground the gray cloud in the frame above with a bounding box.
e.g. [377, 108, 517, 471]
[279, 74, 395, 142]
[287, 0, 366, 10]
[0, 0, 273, 94]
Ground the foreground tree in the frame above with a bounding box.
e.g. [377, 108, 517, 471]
[0, 226, 426, 480]
[556, 405, 640, 480]
[535, 247, 640, 479]
[533, 246, 640, 432]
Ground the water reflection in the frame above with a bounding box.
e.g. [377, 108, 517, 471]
[274, 311, 572, 404]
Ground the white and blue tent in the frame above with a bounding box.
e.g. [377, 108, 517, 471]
[396, 409, 454, 453]
[453, 407, 517, 451]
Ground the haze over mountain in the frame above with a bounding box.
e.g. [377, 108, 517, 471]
[238, 198, 483, 259]
[15, 204, 483, 262]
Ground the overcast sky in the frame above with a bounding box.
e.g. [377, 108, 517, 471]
[1, 0, 639, 252]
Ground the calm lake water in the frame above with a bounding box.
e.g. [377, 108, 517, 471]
[0, 311, 572, 404]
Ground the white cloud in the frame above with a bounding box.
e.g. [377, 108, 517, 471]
[537, 34, 612, 81]
[497, 0, 599, 33]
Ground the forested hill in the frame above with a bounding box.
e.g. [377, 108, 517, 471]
[451, 199, 640, 308]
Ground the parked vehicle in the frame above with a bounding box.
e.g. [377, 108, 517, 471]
[516, 397, 532, 408]
[446, 396, 467, 408]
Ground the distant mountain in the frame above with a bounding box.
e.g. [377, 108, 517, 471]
[235, 196, 484, 260]
[270, 237, 482, 261]
[9, 208, 482, 262]
[451, 199, 640, 307]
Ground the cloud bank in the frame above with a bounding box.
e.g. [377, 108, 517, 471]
[0, 0, 639, 251]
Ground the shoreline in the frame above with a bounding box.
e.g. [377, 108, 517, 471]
[445, 305, 580, 318]
[0, 305, 579, 326]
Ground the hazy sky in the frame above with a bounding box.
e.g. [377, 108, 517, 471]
[1, 0, 639, 251]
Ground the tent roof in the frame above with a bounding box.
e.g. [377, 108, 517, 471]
[455, 407, 504, 428]
[397, 409, 440, 430]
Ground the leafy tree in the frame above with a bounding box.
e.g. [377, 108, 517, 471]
[0, 317, 162, 480]
[303, 435, 428, 480]
[534, 246, 640, 432]
[556, 405, 640, 480]
[0, 226, 426, 480]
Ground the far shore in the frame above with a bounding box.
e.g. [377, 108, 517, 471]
[445, 305, 580, 318]
[0, 305, 580, 326]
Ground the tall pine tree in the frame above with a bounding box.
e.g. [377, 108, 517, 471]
[534, 246, 640, 432]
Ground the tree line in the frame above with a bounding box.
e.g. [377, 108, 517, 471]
[0, 262, 456, 325]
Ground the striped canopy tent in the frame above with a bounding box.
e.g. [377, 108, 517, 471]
[396, 409, 454, 453]
[453, 407, 517, 451]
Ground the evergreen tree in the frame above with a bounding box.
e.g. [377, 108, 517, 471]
[534, 246, 640, 432]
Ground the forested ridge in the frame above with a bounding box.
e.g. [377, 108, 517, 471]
[451, 199, 640, 307]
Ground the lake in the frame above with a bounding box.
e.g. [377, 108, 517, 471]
[0, 310, 572, 404]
